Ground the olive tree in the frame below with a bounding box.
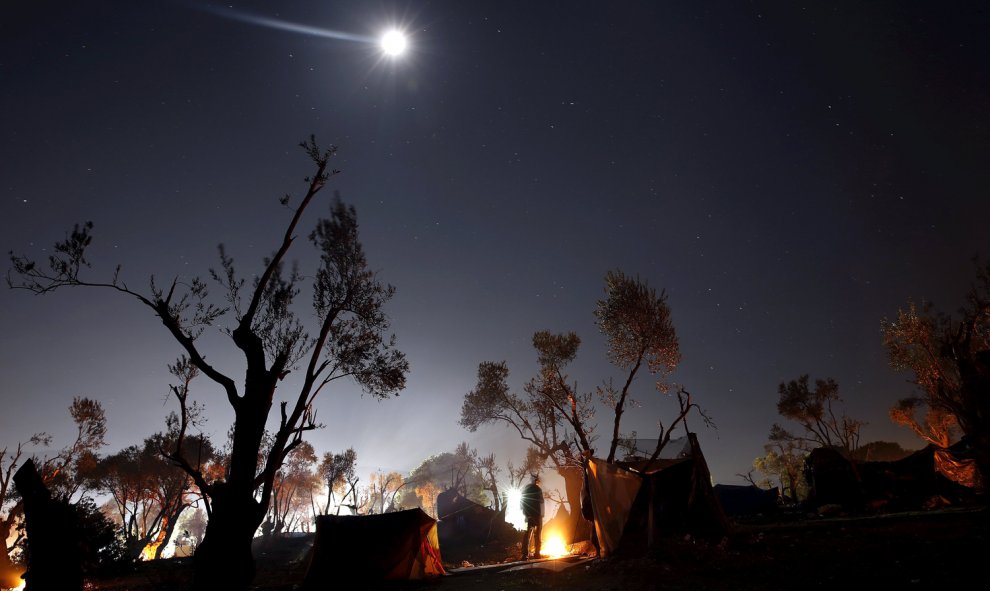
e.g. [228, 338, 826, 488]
[882, 257, 990, 489]
[771, 375, 863, 456]
[8, 138, 408, 590]
[461, 270, 704, 541]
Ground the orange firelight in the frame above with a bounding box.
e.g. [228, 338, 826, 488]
[140, 542, 162, 561]
[541, 531, 570, 558]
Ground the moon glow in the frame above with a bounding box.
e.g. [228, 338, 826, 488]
[381, 30, 408, 56]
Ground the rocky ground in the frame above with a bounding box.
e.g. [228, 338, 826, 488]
[89, 506, 987, 590]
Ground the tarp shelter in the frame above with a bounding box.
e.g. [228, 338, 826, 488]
[301, 508, 445, 587]
[436, 489, 518, 547]
[806, 440, 980, 512]
[585, 433, 730, 557]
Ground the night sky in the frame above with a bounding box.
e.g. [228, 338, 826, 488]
[2, 1, 989, 498]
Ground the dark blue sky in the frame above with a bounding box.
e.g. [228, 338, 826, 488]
[2, 1, 988, 496]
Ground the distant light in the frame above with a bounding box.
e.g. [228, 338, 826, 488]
[504, 488, 527, 531]
[381, 30, 407, 56]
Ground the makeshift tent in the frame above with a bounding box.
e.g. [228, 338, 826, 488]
[586, 459, 642, 556]
[301, 508, 444, 587]
[806, 441, 979, 512]
[585, 433, 730, 557]
[804, 447, 862, 509]
[436, 489, 518, 547]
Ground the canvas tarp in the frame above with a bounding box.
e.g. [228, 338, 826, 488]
[585, 433, 730, 557]
[301, 508, 444, 587]
[586, 458, 642, 556]
[807, 440, 980, 511]
[933, 448, 982, 489]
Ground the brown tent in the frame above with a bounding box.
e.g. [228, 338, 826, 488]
[436, 489, 517, 547]
[301, 508, 445, 586]
[585, 433, 730, 557]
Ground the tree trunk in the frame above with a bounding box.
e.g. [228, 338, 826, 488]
[193, 393, 271, 591]
[557, 466, 586, 544]
[192, 483, 265, 591]
[13, 459, 83, 591]
[152, 504, 186, 560]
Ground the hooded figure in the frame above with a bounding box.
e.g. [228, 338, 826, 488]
[520, 474, 544, 559]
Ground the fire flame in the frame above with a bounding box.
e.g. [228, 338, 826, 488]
[1, 569, 25, 591]
[140, 541, 162, 561]
[541, 531, 570, 558]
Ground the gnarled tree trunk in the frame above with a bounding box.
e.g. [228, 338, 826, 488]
[14, 459, 83, 591]
[192, 483, 266, 590]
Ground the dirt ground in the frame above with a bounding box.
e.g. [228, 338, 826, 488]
[92, 506, 988, 590]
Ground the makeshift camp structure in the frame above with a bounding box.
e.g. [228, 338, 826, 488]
[301, 509, 444, 587]
[436, 489, 517, 547]
[584, 433, 730, 557]
[805, 440, 980, 512]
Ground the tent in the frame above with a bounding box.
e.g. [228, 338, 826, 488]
[436, 488, 518, 547]
[301, 508, 445, 587]
[806, 441, 979, 512]
[585, 433, 730, 557]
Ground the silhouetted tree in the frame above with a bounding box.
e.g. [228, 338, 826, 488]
[14, 459, 83, 591]
[882, 257, 990, 487]
[1, 398, 106, 583]
[476, 453, 502, 511]
[87, 446, 147, 558]
[8, 138, 409, 590]
[0, 436, 45, 588]
[73, 496, 129, 577]
[596, 270, 681, 463]
[43, 397, 108, 500]
[772, 375, 863, 456]
[87, 429, 214, 560]
[459, 339, 594, 541]
[461, 271, 706, 541]
[752, 439, 808, 501]
[507, 448, 545, 489]
[414, 481, 442, 519]
[402, 448, 487, 513]
[318, 448, 356, 515]
[267, 441, 318, 534]
[366, 469, 404, 514]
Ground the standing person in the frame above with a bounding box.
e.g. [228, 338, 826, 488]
[520, 473, 544, 559]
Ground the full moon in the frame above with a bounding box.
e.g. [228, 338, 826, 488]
[380, 30, 407, 56]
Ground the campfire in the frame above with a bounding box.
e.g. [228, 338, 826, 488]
[541, 530, 571, 559]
